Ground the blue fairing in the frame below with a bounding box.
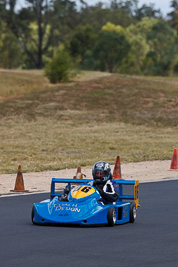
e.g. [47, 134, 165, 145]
[32, 178, 139, 226]
[33, 185, 109, 225]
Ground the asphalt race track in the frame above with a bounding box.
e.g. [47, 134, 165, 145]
[1, 180, 178, 267]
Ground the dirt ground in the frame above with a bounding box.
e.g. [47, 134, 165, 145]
[0, 160, 178, 197]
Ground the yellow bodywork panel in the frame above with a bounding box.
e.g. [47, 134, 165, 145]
[71, 185, 95, 199]
[134, 180, 139, 208]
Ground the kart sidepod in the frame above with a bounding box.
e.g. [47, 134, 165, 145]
[31, 178, 139, 226]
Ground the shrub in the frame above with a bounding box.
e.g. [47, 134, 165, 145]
[45, 46, 73, 83]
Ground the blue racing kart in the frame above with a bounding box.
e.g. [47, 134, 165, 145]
[31, 178, 139, 226]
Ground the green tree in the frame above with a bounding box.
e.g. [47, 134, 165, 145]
[21, 0, 53, 69]
[69, 25, 97, 66]
[78, 1, 136, 33]
[51, 0, 79, 44]
[110, 0, 138, 17]
[120, 17, 157, 74]
[5, 0, 59, 69]
[94, 25, 130, 73]
[121, 18, 177, 76]
[0, 20, 23, 68]
[145, 20, 177, 76]
[168, 0, 178, 33]
[0, 0, 6, 17]
[6, 0, 78, 69]
[134, 4, 161, 21]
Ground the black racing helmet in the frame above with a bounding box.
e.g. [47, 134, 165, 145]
[92, 161, 112, 183]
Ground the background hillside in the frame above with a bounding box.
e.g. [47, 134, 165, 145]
[0, 70, 177, 173]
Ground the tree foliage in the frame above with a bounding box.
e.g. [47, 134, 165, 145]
[143, 20, 176, 76]
[94, 27, 130, 73]
[168, 1, 178, 25]
[121, 17, 157, 74]
[0, 0, 177, 78]
[69, 25, 97, 65]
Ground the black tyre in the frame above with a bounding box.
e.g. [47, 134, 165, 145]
[31, 206, 35, 224]
[107, 207, 116, 226]
[130, 202, 136, 223]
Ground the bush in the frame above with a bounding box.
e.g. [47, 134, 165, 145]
[45, 47, 73, 83]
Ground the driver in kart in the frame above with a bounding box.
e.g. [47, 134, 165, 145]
[90, 161, 119, 204]
[61, 161, 119, 204]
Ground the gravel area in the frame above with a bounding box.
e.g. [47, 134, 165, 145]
[1, 160, 178, 196]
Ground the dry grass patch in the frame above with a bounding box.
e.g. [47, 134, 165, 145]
[0, 70, 178, 173]
[0, 69, 48, 98]
[0, 118, 177, 173]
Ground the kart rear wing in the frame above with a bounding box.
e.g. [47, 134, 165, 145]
[50, 178, 139, 208]
[117, 180, 139, 208]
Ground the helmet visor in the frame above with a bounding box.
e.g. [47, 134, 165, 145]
[95, 170, 105, 178]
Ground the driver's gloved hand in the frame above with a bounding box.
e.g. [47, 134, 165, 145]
[58, 194, 68, 202]
[64, 185, 70, 195]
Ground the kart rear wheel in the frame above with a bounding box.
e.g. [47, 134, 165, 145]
[130, 202, 136, 223]
[107, 207, 116, 226]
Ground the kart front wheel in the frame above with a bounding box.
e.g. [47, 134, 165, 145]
[31, 206, 35, 224]
[130, 202, 136, 223]
[107, 207, 116, 226]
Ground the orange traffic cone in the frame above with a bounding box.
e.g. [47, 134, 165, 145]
[10, 165, 29, 192]
[170, 148, 178, 170]
[113, 156, 123, 180]
[73, 166, 86, 179]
